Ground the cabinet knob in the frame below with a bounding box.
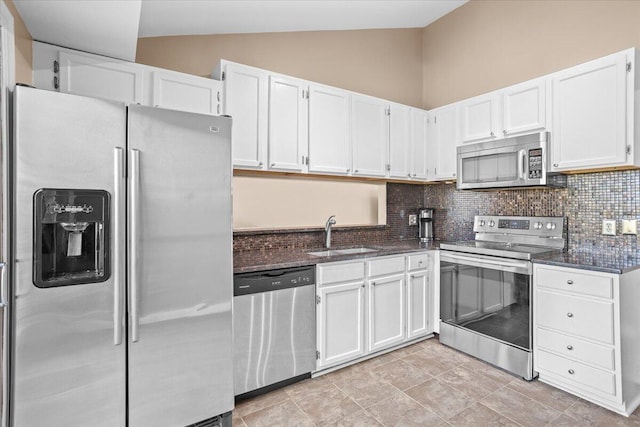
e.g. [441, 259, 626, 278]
[503, 130, 507, 135]
[568, 369, 575, 375]
[567, 280, 573, 285]
[407, 173, 411, 178]
[567, 312, 574, 318]
[554, 163, 558, 167]
[567, 345, 573, 350]
[270, 163, 275, 167]
[346, 169, 351, 173]
[258, 162, 263, 167]
[418, 260, 423, 265]
[490, 131, 495, 137]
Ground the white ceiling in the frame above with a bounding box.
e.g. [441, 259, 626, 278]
[14, 0, 467, 61]
[138, 0, 468, 38]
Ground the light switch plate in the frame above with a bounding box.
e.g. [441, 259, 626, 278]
[602, 219, 616, 236]
[409, 214, 417, 226]
[622, 219, 637, 235]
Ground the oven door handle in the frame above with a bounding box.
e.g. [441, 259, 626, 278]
[440, 251, 532, 275]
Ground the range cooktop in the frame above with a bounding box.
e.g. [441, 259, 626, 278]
[440, 215, 566, 260]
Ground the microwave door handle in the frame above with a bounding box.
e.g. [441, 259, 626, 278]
[518, 149, 527, 180]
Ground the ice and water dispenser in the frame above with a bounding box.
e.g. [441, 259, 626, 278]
[33, 189, 110, 287]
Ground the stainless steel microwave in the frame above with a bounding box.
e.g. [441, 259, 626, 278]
[456, 132, 566, 190]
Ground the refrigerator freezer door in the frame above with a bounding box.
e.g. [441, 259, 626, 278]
[12, 87, 127, 426]
[126, 105, 234, 427]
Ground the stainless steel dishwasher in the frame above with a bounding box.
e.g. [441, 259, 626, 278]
[233, 265, 316, 397]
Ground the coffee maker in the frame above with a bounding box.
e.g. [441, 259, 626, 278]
[418, 208, 434, 242]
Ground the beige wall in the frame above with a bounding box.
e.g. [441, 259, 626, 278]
[422, 0, 640, 109]
[4, 0, 32, 84]
[233, 175, 386, 230]
[136, 28, 424, 107]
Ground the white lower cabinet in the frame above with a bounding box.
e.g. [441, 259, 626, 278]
[533, 264, 640, 416]
[316, 251, 436, 372]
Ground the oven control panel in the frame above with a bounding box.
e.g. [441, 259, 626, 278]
[474, 215, 563, 237]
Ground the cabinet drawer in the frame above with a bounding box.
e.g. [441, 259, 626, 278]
[368, 256, 405, 278]
[408, 253, 429, 271]
[318, 261, 365, 286]
[535, 266, 613, 299]
[536, 290, 614, 344]
[536, 328, 615, 371]
[537, 349, 616, 397]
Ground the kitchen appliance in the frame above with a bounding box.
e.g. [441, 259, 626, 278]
[439, 215, 565, 380]
[456, 132, 567, 190]
[418, 208, 434, 242]
[233, 266, 316, 397]
[3, 87, 234, 426]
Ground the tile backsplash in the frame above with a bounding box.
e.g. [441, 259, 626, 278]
[424, 170, 640, 255]
[234, 170, 640, 255]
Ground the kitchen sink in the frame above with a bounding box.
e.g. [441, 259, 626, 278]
[308, 247, 379, 257]
[334, 247, 379, 254]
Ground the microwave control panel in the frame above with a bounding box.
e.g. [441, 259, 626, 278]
[528, 148, 543, 179]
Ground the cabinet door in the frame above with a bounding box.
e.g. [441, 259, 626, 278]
[502, 78, 546, 136]
[58, 51, 144, 104]
[388, 103, 412, 179]
[551, 52, 629, 171]
[223, 62, 268, 170]
[268, 76, 309, 172]
[410, 109, 429, 180]
[351, 94, 389, 177]
[431, 105, 459, 180]
[460, 93, 499, 143]
[151, 71, 221, 115]
[407, 270, 432, 339]
[317, 281, 366, 369]
[368, 274, 405, 352]
[308, 84, 351, 174]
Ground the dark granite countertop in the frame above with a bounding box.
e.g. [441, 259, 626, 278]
[533, 251, 640, 275]
[234, 239, 440, 274]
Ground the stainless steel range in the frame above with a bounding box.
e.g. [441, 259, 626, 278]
[439, 215, 565, 380]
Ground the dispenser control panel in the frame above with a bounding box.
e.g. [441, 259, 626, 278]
[33, 189, 110, 288]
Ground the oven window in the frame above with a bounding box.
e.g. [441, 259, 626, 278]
[440, 260, 531, 350]
[461, 152, 518, 183]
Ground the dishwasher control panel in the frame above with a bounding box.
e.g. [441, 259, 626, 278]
[234, 266, 315, 296]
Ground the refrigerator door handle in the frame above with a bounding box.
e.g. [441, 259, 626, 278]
[129, 149, 141, 343]
[113, 148, 125, 345]
[0, 263, 7, 308]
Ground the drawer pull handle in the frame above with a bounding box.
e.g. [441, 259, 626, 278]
[567, 280, 574, 285]
[567, 312, 574, 318]
[568, 369, 575, 375]
[567, 345, 573, 350]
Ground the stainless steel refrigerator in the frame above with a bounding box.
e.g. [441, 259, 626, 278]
[3, 86, 234, 426]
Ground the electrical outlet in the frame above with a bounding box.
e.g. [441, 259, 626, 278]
[622, 219, 638, 235]
[408, 214, 417, 226]
[602, 219, 616, 236]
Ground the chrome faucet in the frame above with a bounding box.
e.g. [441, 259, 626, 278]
[325, 215, 336, 248]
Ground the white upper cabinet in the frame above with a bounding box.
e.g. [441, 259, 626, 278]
[308, 84, 351, 174]
[268, 75, 309, 172]
[151, 71, 221, 115]
[35, 41, 222, 115]
[430, 104, 459, 180]
[218, 61, 269, 170]
[388, 103, 412, 179]
[502, 78, 547, 137]
[410, 108, 429, 180]
[58, 51, 144, 105]
[550, 49, 634, 172]
[460, 93, 499, 144]
[351, 94, 389, 177]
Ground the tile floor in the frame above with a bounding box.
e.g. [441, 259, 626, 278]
[233, 338, 640, 426]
